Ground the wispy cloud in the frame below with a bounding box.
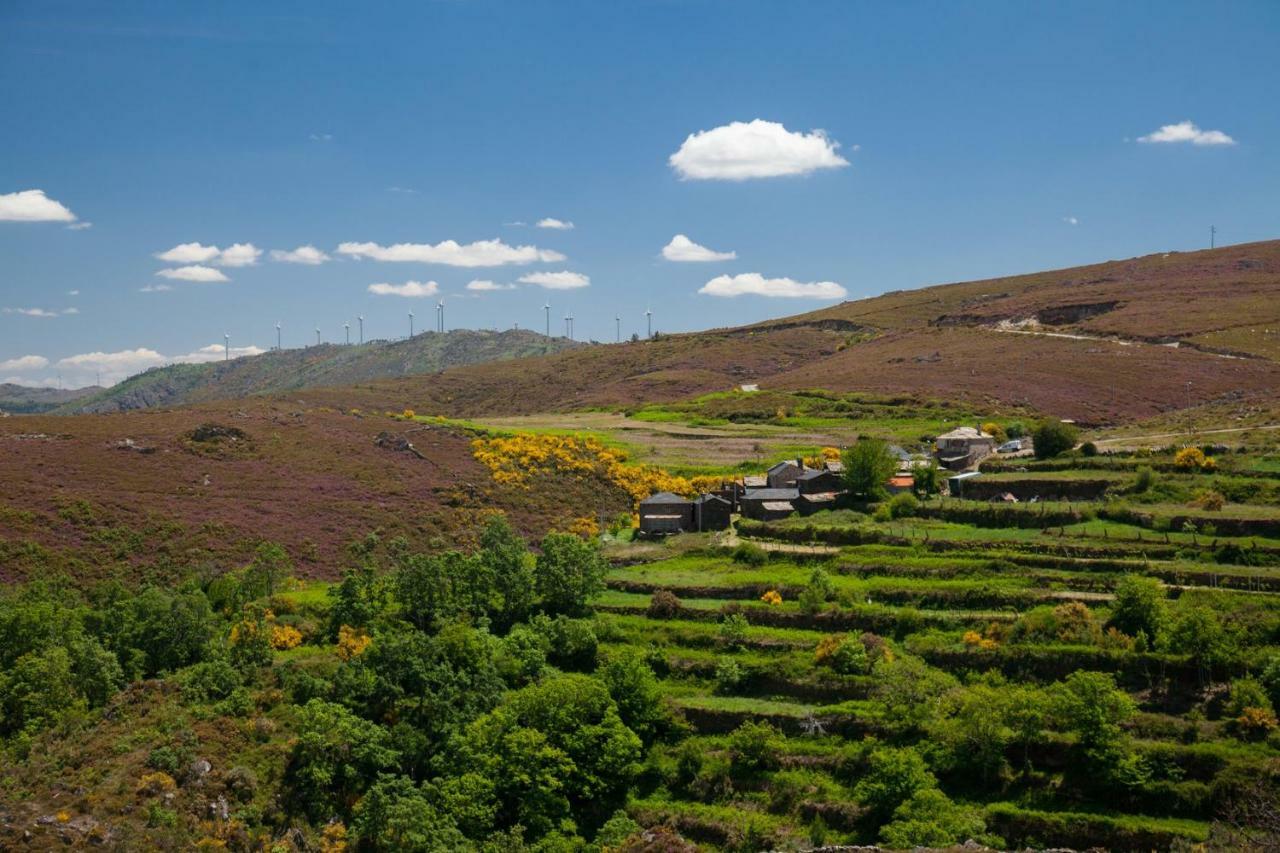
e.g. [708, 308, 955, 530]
[1138, 120, 1236, 146]
[662, 234, 736, 262]
[699, 272, 846, 299]
[367, 280, 440, 297]
[1062, 216, 1079, 226]
[156, 265, 229, 283]
[669, 119, 850, 181]
[386, 186, 418, 194]
[536, 217, 574, 230]
[338, 239, 565, 267]
[466, 280, 517, 291]
[140, 284, 174, 293]
[270, 245, 331, 265]
[66, 221, 93, 231]
[0, 189, 78, 223]
[309, 132, 333, 142]
[517, 271, 590, 290]
[3, 307, 60, 318]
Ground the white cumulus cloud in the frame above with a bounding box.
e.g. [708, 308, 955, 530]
[0, 355, 49, 371]
[156, 242, 221, 263]
[1138, 121, 1236, 146]
[217, 243, 262, 267]
[517, 271, 590, 290]
[156, 242, 261, 266]
[367, 280, 441, 298]
[698, 272, 846, 300]
[536, 218, 574, 230]
[270, 245, 331, 265]
[0, 189, 78, 222]
[338, 239, 565, 267]
[662, 234, 737, 262]
[466, 280, 516, 292]
[55, 343, 265, 387]
[669, 119, 850, 181]
[156, 265, 229, 283]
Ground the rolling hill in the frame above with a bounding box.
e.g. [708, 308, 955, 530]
[0, 383, 99, 414]
[59, 328, 581, 414]
[297, 240, 1280, 426]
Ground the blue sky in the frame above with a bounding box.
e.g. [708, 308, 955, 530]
[2, 0, 1277, 387]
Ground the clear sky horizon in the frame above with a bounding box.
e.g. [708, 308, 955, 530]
[2, 0, 1278, 387]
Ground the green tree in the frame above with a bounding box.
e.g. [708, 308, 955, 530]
[480, 514, 536, 631]
[394, 552, 465, 631]
[242, 541, 292, 600]
[535, 533, 607, 617]
[327, 562, 389, 640]
[728, 720, 782, 774]
[451, 673, 642, 840]
[928, 682, 1013, 782]
[853, 746, 936, 820]
[599, 651, 665, 745]
[286, 699, 399, 821]
[879, 788, 991, 849]
[841, 439, 898, 500]
[1032, 419, 1079, 459]
[1108, 575, 1167, 642]
[0, 646, 82, 736]
[350, 774, 469, 852]
[1164, 604, 1235, 683]
[912, 459, 942, 496]
[1053, 671, 1134, 750]
[98, 586, 215, 678]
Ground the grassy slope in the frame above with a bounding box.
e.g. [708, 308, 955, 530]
[301, 240, 1280, 427]
[61, 328, 581, 414]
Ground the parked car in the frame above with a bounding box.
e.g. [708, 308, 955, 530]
[998, 439, 1023, 453]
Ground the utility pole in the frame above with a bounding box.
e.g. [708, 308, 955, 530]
[1186, 381, 1193, 438]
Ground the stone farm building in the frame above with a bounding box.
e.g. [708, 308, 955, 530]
[639, 491, 732, 535]
[936, 427, 997, 470]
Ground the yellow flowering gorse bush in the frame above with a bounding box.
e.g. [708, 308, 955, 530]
[471, 433, 692, 508]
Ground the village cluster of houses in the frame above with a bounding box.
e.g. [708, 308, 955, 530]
[638, 426, 1003, 536]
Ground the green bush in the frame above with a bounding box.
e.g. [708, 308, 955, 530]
[1033, 419, 1080, 459]
[731, 542, 768, 566]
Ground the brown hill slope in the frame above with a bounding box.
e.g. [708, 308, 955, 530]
[0, 404, 629, 583]
[304, 241, 1280, 425]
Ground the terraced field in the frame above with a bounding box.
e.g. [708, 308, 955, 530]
[581, 437, 1280, 849]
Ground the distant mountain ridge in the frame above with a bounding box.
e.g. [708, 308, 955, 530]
[60, 328, 581, 414]
[0, 383, 100, 415]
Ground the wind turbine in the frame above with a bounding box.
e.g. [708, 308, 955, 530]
[409, 311, 414, 338]
[315, 327, 321, 346]
[544, 303, 551, 337]
[275, 322, 282, 351]
[358, 315, 364, 344]
[224, 333, 230, 361]
[615, 315, 620, 343]
[344, 322, 350, 345]
[645, 308, 653, 339]
[437, 300, 445, 333]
